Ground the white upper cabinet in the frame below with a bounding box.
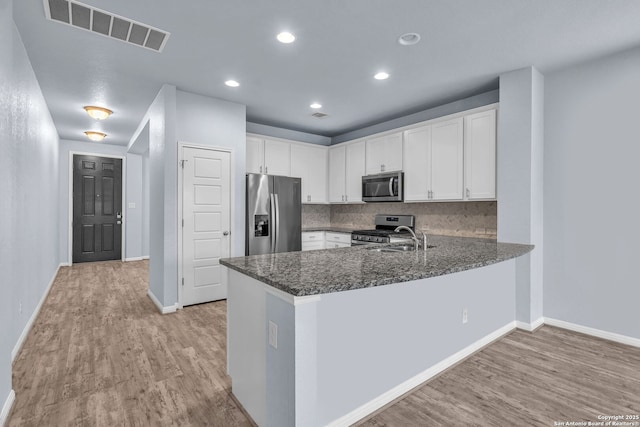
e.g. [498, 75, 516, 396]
[246, 136, 291, 176]
[263, 139, 291, 176]
[403, 118, 463, 202]
[365, 132, 403, 175]
[430, 118, 464, 200]
[246, 136, 265, 174]
[328, 145, 346, 203]
[403, 126, 431, 201]
[464, 109, 496, 200]
[291, 143, 328, 204]
[329, 140, 366, 203]
[345, 141, 366, 203]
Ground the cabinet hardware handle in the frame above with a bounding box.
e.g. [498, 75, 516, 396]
[466, 188, 470, 198]
[259, 166, 262, 173]
[307, 195, 311, 202]
[342, 195, 344, 202]
[345, 195, 348, 202]
[223, 231, 230, 236]
[265, 166, 268, 174]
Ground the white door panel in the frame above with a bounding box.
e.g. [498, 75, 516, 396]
[182, 146, 231, 306]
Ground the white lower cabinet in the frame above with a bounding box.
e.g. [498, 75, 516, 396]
[302, 231, 325, 251]
[325, 232, 351, 248]
[302, 231, 351, 250]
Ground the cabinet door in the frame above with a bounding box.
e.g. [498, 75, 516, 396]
[264, 139, 291, 176]
[403, 126, 431, 201]
[291, 144, 328, 203]
[329, 145, 346, 203]
[365, 133, 403, 175]
[464, 110, 496, 199]
[345, 141, 366, 203]
[430, 118, 464, 200]
[246, 136, 264, 174]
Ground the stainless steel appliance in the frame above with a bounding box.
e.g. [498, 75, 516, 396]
[351, 214, 415, 246]
[246, 173, 302, 255]
[362, 171, 404, 202]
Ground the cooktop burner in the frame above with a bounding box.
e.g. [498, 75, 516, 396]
[351, 229, 411, 237]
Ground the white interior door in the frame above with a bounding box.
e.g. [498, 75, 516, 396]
[182, 146, 231, 306]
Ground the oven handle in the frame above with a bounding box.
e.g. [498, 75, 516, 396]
[389, 177, 395, 196]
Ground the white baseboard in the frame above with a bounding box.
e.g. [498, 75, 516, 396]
[124, 257, 144, 262]
[12, 263, 63, 363]
[1, 389, 15, 427]
[515, 317, 544, 332]
[327, 321, 517, 427]
[147, 289, 178, 314]
[544, 317, 640, 348]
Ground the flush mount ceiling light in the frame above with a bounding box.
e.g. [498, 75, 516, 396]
[276, 32, 295, 44]
[398, 32, 421, 46]
[84, 106, 113, 120]
[85, 131, 107, 141]
[225, 80, 240, 87]
[310, 103, 322, 109]
[374, 72, 390, 80]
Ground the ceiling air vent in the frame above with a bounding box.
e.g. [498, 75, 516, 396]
[311, 112, 328, 118]
[44, 0, 170, 52]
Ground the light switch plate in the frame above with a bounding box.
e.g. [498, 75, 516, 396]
[128, 202, 136, 208]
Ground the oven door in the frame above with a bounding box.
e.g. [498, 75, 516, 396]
[362, 172, 403, 202]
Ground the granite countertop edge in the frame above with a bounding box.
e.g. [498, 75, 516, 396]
[221, 235, 534, 298]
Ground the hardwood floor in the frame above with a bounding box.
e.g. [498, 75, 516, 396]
[9, 260, 640, 426]
[9, 260, 253, 427]
[358, 327, 640, 427]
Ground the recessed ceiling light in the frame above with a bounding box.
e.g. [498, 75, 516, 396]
[84, 106, 113, 120]
[276, 32, 295, 44]
[374, 72, 389, 80]
[310, 103, 322, 109]
[398, 32, 421, 46]
[85, 131, 107, 141]
[225, 80, 240, 87]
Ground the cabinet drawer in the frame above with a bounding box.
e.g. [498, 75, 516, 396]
[325, 232, 351, 244]
[302, 231, 325, 242]
[326, 242, 350, 249]
[302, 241, 325, 251]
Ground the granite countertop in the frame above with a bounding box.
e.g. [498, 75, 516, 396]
[302, 226, 362, 233]
[220, 235, 534, 297]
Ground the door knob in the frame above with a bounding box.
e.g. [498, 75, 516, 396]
[223, 231, 230, 236]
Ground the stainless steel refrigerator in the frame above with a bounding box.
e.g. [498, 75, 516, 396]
[246, 173, 302, 255]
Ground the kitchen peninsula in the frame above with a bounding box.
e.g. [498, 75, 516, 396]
[220, 236, 533, 427]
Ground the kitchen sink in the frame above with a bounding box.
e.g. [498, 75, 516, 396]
[367, 244, 436, 253]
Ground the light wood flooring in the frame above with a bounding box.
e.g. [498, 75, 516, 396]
[358, 327, 640, 426]
[9, 260, 253, 426]
[9, 260, 640, 426]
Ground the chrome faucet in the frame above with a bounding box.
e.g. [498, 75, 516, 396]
[394, 226, 425, 251]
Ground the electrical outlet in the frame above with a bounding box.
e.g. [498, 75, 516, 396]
[269, 321, 278, 349]
[462, 308, 468, 324]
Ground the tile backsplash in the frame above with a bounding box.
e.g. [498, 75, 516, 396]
[303, 201, 497, 238]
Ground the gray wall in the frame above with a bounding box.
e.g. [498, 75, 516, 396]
[544, 46, 640, 338]
[176, 89, 247, 257]
[498, 67, 545, 326]
[0, 7, 60, 414]
[131, 87, 246, 309]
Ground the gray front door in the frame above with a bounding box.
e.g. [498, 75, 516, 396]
[72, 155, 123, 263]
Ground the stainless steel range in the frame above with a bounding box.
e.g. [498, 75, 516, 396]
[351, 214, 416, 246]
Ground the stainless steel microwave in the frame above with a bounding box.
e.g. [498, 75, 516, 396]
[362, 171, 404, 202]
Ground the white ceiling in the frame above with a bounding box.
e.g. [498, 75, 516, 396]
[12, 0, 640, 146]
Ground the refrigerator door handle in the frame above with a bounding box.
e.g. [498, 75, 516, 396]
[274, 193, 280, 251]
[270, 193, 276, 252]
